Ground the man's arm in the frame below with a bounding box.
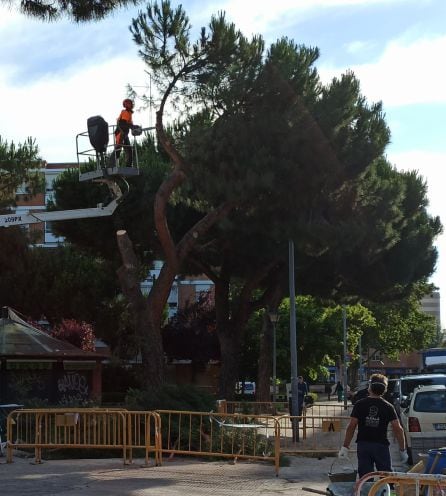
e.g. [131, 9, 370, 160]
[342, 417, 358, 448]
[391, 418, 406, 451]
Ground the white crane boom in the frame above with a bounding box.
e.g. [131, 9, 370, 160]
[0, 177, 124, 228]
[0, 200, 119, 227]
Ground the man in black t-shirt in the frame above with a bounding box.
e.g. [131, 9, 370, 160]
[338, 373, 408, 477]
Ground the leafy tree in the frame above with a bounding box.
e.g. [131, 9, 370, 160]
[0, 227, 32, 305]
[53, 319, 96, 351]
[1, 0, 142, 22]
[0, 239, 119, 346]
[0, 136, 43, 209]
[46, 1, 441, 401]
[364, 286, 439, 360]
[162, 292, 219, 365]
[245, 298, 375, 391]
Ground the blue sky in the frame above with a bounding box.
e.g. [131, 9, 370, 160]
[1, 0, 445, 323]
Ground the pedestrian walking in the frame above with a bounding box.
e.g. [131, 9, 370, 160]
[334, 381, 344, 402]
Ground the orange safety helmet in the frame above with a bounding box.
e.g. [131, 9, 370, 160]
[123, 98, 134, 110]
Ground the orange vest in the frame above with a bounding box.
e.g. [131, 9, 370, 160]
[117, 109, 133, 126]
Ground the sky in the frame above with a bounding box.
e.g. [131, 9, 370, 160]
[1, 0, 445, 323]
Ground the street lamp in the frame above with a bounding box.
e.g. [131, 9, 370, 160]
[289, 240, 299, 441]
[268, 309, 280, 402]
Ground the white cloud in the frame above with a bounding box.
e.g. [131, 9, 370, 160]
[388, 150, 446, 309]
[193, 0, 402, 37]
[345, 40, 372, 54]
[387, 150, 446, 219]
[1, 56, 148, 162]
[320, 34, 446, 107]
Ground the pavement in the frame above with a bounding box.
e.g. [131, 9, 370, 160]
[0, 444, 409, 496]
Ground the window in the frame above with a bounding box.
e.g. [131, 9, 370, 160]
[370, 350, 384, 362]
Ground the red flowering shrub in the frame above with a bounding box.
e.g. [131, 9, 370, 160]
[53, 319, 96, 352]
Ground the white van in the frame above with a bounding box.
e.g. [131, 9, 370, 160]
[399, 385, 446, 463]
[396, 373, 446, 414]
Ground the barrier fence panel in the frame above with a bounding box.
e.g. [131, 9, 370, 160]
[124, 411, 162, 466]
[278, 414, 351, 454]
[7, 408, 127, 463]
[6, 406, 349, 469]
[225, 401, 351, 417]
[307, 403, 352, 417]
[156, 410, 280, 475]
[225, 401, 289, 415]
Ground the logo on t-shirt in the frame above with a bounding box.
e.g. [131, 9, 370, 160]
[365, 405, 380, 428]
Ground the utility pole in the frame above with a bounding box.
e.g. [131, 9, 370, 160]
[289, 240, 299, 441]
[343, 305, 348, 410]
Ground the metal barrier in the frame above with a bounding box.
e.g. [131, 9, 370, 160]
[278, 414, 351, 454]
[124, 410, 162, 466]
[226, 401, 289, 415]
[6, 408, 161, 466]
[5, 406, 351, 471]
[354, 471, 446, 496]
[226, 401, 351, 417]
[307, 403, 352, 417]
[156, 410, 281, 475]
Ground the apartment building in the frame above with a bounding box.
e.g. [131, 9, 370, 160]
[421, 291, 441, 329]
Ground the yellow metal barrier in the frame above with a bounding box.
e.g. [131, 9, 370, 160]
[5, 406, 350, 471]
[225, 401, 351, 418]
[156, 410, 281, 475]
[6, 408, 161, 466]
[124, 410, 162, 466]
[226, 401, 289, 415]
[7, 408, 127, 463]
[277, 414, 351, 454]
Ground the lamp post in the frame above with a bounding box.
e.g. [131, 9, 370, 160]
[358, 334, 363, 382]
[342, 305, 348, 410]
[289, 240, 299, 441]
[268, 310, 279, 402]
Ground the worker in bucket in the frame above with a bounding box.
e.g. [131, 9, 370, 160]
[338, 373, 408, 477]
[108, 98, 141, 167]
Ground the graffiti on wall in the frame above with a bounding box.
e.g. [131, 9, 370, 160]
[57, 372, 89, 405]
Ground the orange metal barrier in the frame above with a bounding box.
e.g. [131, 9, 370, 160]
[226, 401, 289, 415]
[124, 410, 162, 466]
[6, 408, 161, 466]
[5, 406, 351, 471]
[277, 414, 351, 454]
[226, 401, 351, 418]
[156, 410, 281, 475]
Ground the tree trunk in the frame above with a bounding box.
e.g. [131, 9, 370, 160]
[257, 313, 272, 402]
[116, 230, 164, 389]
[218, 327, 241, 400]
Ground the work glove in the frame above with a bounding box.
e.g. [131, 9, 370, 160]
[338, 446, 349, 459]
[399, 449, 409, 463]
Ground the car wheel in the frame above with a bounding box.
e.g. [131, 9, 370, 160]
[407, 447, 414, 466]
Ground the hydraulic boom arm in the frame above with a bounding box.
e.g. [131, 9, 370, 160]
[0, 178, 124, 228]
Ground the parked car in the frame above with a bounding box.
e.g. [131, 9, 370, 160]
[399, 385, 446, 464]
[235, 381, 256, 396]
[351, 380, 369, 404]
[351, 378, 400, 406]
[384, 378, 400, 407]
[395, 373, 446, 415]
